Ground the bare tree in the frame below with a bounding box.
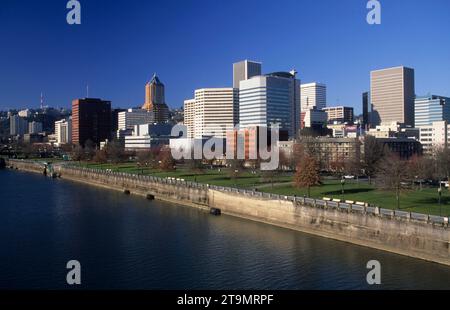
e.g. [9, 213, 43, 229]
[93, 149, 108, 164]
[376, 152, 410, 210]
[105, 140, 126, 164]
[407, 154, 435, 190]
[159, 147, 175, 171]
[362, 135, 385, 184]
[228, 159, 245, 184]
[434, 147, 450, 183]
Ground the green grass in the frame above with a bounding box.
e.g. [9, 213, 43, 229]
[76, 162, 450, 216]
[76, 162, 292, 188]
[261, 180, 450, 217]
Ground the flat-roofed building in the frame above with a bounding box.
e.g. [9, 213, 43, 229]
[192, 88, 238, 139]
[300, 82, 326, 111]
[72, 98, 111, 147]
[415, 95, 450, 127]
[370, 66, 415, 127]
[323, 106, 354, 124]
[233, 60, 262, 89]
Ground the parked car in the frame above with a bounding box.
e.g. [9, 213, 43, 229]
[343, 175, 356, 180]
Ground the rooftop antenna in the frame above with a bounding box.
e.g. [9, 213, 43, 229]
[86, 84, 89, 98]
[40, 92, 44, 109]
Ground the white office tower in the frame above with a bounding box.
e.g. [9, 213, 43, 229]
[239, 71, 301, 138]
[418, 121, 450, 155]
[183, 99, 196, 139]
[191, 88, 238, 139]
[55, 118, 72, 145]
[233, 60, 262, 89]
[300, 83, 326, 111]
[118, 109, 155, 130]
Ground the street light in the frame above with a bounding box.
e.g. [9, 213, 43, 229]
[438, 187, 442, 216]
[341, 178, 346, 201]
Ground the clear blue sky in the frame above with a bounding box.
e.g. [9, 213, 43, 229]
[1, 0, 449, 114]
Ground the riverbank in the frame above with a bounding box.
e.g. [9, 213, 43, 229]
[6, 159, 450, 266]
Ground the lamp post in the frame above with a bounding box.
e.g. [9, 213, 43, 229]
[341, 178, 345, 202]
[438, 187, 442, 216]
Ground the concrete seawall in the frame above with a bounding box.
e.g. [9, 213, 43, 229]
[6, 159, 450, 266]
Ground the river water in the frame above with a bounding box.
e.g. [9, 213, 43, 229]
[0, 169, 449, 289]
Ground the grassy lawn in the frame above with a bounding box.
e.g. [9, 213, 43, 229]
[76, 162, 292, 188]
[76, 162, 450, 216]
[261, 180, 450, 217]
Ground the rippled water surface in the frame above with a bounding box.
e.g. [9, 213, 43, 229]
[0, 169, 449, 289]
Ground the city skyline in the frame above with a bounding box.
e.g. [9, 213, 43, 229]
[1, 0, 450, 113]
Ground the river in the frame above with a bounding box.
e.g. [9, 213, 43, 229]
[0, 169, 449, 289]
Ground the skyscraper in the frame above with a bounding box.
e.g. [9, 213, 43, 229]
[55, 118, 72, 146]
[183, 99, 196, 139]
[233, 60, 262, 89]
[72, 98, 111, 146]
[370, 66, 415, 126]
[239, 71, 301, 138]
[362, 91, 370, 128]
[300, 83, 326, 111]
[415, 95, 450, 127]
[322, 106, 354, 124]
[28, 121, 43, 134]
[9, 115, 28, 136]
[142, 73, 169, 123]
[190, 88, 239, 139]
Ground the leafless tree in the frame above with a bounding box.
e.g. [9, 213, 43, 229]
[376, 152, 410, 210]
[362, 135, 385, 184]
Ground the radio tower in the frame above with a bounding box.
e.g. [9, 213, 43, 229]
[40, 92, 44, 109]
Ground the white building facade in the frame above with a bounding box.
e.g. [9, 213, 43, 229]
[418, 121, 449, 155]
[55, 118, 72, 146]
[190, 88, 238, 139]
[300, 82, 326, 111]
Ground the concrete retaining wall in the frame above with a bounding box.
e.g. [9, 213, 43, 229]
[6, 159, 450, 266]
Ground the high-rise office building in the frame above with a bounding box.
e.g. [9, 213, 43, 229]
[28, 121, 43, 134]
[362, 91, 370, 128]
[183, 99, 196, 139]
[300, 83, 326, 111]
[10, 115, 28, 136]
[370, 66, 415, 126]
[190, 88, 239, 139]
[414, 95, 450, 127]
[418, 121, 450, 155]
[322, 106, 354, 124]
[111, 108, 126, 133]
[239, 71, 301, 138]
[55, 118, 72, 146]
[72, 98, 111, 146]
[233, 60, 262, 89]
[118, 109, 155, 130]
[141, 74, 169, 123]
